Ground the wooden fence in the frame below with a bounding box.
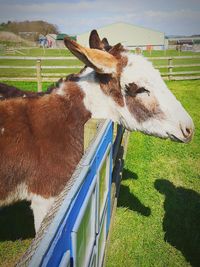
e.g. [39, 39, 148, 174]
[149, 56, 200, 81]
[0, 56, 200, 92]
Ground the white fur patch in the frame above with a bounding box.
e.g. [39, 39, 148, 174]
[0, 183, 28, 207]
[120, 53, 194, 140]
[31, 195, 55, 232]
[1, 127, 5, 135]
[56, 82, 66, 96]
[78, 69, 121, 122]
[0, 182, 55, 232]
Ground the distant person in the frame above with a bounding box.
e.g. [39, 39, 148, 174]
[48, 39, 52, 48]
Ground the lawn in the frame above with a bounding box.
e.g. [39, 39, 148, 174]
[0, 47, 72, 57]
[0, 80, 199, 267]
[105, 80, 200, 267]
[0, 49, 200, 79]
[0, 46, 199, 266]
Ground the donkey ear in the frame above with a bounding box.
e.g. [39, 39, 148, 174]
[89, 30, 104, 50]
[102, 38, 112, 51]
[109, 43, 124, 54]
[64, 37, 118, 74]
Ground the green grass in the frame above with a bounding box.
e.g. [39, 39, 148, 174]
[0, 57, 82, 78]
[105, 80, 200, 267]
[0, 202, 34, 267]
[0, 79, 199, 266]
[0, 49, 199, 78]
[142, 50, 200, 57]
[0, 81, 53, 92]
[0, 67, 81, 78]
[0, 47, 72, 57]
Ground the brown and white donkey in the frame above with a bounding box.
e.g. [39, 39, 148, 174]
[0, 30, 194, 232]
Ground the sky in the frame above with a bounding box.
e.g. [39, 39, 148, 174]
[0, 0, 200, 36]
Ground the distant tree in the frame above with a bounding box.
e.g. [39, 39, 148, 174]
[2, 20, 59, 41]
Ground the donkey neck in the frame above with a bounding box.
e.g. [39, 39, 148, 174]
[70, 68, 123, 123]
[55, 81, 91, 127]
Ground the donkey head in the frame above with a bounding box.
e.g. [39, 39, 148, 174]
[64, 32, 194, 143]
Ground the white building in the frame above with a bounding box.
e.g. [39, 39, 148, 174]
[77, 22, 165, 50]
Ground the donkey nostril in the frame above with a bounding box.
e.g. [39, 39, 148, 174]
[184, 127, 193, 138]
[180, 126, 192, 139]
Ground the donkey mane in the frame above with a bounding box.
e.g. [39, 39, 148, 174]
[0, 70, 88, 101]
[0, 82, 50, 100]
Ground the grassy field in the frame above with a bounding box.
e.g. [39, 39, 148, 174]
[0, 202, 34, 267]
[0, 47, 72, 57]
[105, 80, 200, 267]
[0, 48, 199, 266]
[0, 48, 200, 78]
[0, 80, 199, 266]
[0, 47, 199, 57]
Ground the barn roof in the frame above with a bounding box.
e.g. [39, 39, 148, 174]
[56, 33, 76, 40]
[77, 22, 164, 36]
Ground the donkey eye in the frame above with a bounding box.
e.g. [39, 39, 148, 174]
[125, 83, 137, 97]
[125, 83, 150, 97]
[136, 87, 150, 95]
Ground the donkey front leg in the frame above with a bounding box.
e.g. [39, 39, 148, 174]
[31, 195, 55, 232]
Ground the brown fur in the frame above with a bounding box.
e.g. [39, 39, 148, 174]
[102, 38, 112, 51]
[0, 82, 57, 101]
[0, 32, 162, 203]
[93, 45, 128, 107]
[89, 30, 105, 50]
[95, 73, 124, 107]
[0, 83, 47, 100]
[89, 31, 128, 108]
[0, 82, 91, 200]
[125, 83, 163, 122]
[64, 37, 118, 74]
[89, 30, 112, 52]
[89, 30, 128, 75]
[0, 72, 85, 101]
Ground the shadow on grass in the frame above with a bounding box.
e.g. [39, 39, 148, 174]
[0, 201, 35, 241]
[122, 168, 138, 181]
[117, 168, 151, 216]
[155, 179, 200, 267]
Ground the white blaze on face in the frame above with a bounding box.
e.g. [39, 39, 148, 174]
[119, 53, 194, 142]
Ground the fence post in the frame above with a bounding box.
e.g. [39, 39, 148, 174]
[36, 59, 42, 92]
[168, 57, 173, 80]
[84, 119, 99, 151]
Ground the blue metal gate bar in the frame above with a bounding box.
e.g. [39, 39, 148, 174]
[29, 120, 113, 267]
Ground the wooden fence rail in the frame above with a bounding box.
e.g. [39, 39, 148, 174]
[0, 56, 200, 91]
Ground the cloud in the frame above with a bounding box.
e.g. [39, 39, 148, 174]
[0, 0, 199, 35]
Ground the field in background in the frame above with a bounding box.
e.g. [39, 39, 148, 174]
[0, 49, 200, 80]
[105, 80, 200, 267]
[0, 47, 72, 57]
[0, 80, 199, 267]
[1, 47, 199, 57]
[0, 48, 199, 266]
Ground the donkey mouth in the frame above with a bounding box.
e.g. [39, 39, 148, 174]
[167, 133, 184, 143]
[166, 132, 192, 143]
